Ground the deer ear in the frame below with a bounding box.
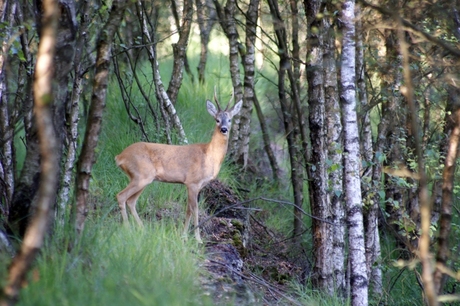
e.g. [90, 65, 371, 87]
[207, 100, 218, 117]
[229, 100, 242, 117]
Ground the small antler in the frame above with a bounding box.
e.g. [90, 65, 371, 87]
[226, 90, 234, 111]
[213, 86, 222, 111]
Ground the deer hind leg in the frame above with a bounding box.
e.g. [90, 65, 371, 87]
[117, 179, 148, 226]
[184, 185, 202, 243]
[126, 188, 146, 227]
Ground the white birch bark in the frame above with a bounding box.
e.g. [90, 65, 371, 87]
[324, 6, 345, 296]
[237, 0, 258, 168]
[213, 0, 243, 159]
[341, 0, 368, 304]
[305, 0, 333, 293]
[356, 4, 382, 295]
[0, 0, 17, 212]
[2, 0, 59, 301]
[136, 1, 187, 144]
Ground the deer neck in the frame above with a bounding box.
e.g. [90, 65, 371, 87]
[207, 126, 229, 163]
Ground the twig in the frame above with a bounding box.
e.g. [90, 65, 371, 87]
[359, 0, 460, 58]
[195, 196, 333, 232]
[205, 259, 302, 305]
[245, 196, 333, 225]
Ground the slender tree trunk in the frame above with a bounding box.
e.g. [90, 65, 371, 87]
[51, 0, 76, 227]
[341, 0, 368, 304]
[266, 0, 304, 239]
[356, 3, 382, 295]
[213, 0, 243, 157]
[1, 0, 59, 302]
[135, 1, 187, 145]
[57, 0, 91, 225]
[381, 29, 405, 238]
[433, 85, 460, 294]
[305, 0, 334, 293]
[397, 21, 437, 306]
[252, 96, 281, 179]
[235, 0, 258, 168]
[169, 0, 194, 84]
[7, 0, 42, 238]
[75, 0, 127, 234]
[167, 0, 193, 104]
[195, 0, 216, 84]
[324, 3, 345, 296]
[0, 0, 16, 214]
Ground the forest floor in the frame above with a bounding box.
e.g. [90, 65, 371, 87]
[194, 180, 308, 305]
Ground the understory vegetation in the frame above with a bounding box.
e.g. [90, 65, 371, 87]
[1, 0, 459, 304]
[6, 50, 446, 306]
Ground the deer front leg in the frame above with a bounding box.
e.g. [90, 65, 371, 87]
[185, 185, 202, 243]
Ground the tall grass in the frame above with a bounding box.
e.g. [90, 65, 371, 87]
[16, 50, 240, 306]
[18, 222, 211, 306]
[12, 35, 414, 306]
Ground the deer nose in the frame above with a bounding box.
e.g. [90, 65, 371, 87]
[220, 127, 228, 134]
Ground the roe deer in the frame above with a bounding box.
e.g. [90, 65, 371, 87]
[115, 90, 242, 243]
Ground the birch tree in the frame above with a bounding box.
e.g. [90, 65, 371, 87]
[134, 1, 188, 145]
[341, 0, 368, 304]
[75, 0, 127, 233]
[356, 3, 382, 295]
[0, 0, 16, 213]
[195, 0, 216, 84]
[1, 0, 59, 302]
[324, 2, 345, 296]
[56, 0, 92, 223]
[304, 0, 333, 293]
[166, 0, 193, 104]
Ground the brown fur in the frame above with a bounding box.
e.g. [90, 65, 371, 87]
[115, 97, 242, 243]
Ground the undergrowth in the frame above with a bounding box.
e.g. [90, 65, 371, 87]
[9, 39, 429, 306]
[18, 221, 210, 306]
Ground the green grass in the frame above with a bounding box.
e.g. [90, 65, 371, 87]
[8, 32, 438, 306]
[18, 221, 210, 306]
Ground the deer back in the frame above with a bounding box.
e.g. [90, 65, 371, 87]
[115, 91, 242, 188]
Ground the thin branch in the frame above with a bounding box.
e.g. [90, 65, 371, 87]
[359, 0, 460, 58]
[196, 196, 333, 232]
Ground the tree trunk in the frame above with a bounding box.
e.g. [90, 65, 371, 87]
[397, 22, 438, 305]
[433, 85, 460, 294]
[252, 96, 281, 180]
[266, 0, 304, 239]
[51, 0, 77, 226]
[195, 0, 216, 83]
[75, 0, 127, 234]
[381, 29, 405, 239]
[324, 2, 345, 296]
[433, 84, 460, 295]
[0, 0, 17, 214]
[304, 0, 334, 293]
[213, 0, 243, 158]
[234, 0, 258, 168]
[356, 3, 382, 296]
[135, 1, 187, 145]
[7, 0, 41, 238]
[1, 0, 59, 302]
[57, 0, 91, 225]
[341, 0, 369, 304]
[167, 0, 194, 104]
[8, 0, 76, 237]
